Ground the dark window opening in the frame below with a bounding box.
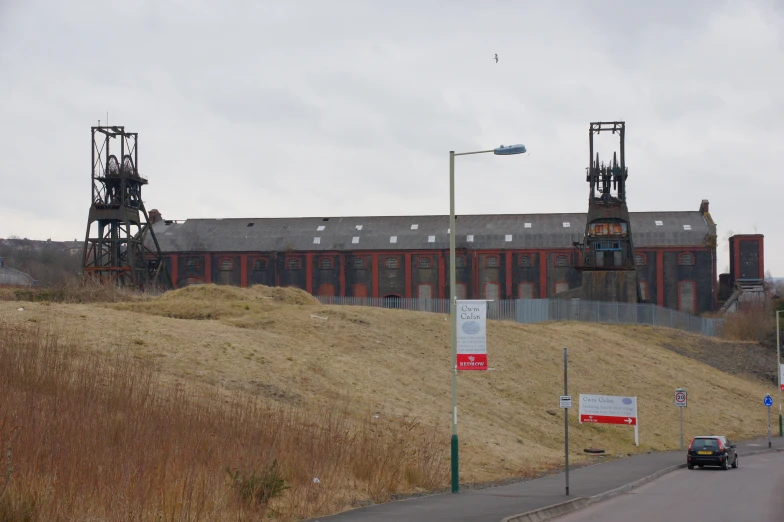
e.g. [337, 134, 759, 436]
[247, 222, 254, 227]
[286, 258, 301, 270]
[353, 258, 365, 270]
[186, 258, 201, 272]
[555, 255, 569, 267]
[419, 257, 432, 269]
[519, 255, 533, 268]
[486, 256, 499, 268]
[456, 256, 467, 269]
[319, 258, 334, 270]
[219, 259, 233, 271]
[634, 254, 646, 266]
[253, 258, 268, 271]
[678, 253, 694, 266]
[385, 257, 399, 269]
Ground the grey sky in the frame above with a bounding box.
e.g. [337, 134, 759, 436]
[1, 0, 782, 275]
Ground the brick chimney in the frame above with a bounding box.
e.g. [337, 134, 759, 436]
[699, 199, 709, 213]
[149, 209, 162, 224]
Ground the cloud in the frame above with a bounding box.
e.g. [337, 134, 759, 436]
[0, 0, 782, 275]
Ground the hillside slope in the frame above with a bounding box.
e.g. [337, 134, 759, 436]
[3, 285, 776, 484]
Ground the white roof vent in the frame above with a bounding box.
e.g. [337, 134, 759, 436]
[505, 234, 513, 242]
[317, 225, 325, 231]
[352, 237, 360, 244]
[428, 235, 436, 243]
[655, 220, 663, 226]
[467, 235, 474, 242]
[563, 222, 570, 228]
[524, 223, 532, 228]
[683, 224, 692, 231]
[355, 225, 363, 230]
[313, 237, 321, 244]
[390, 236, 397, 243]
[411, 224, 419, 230]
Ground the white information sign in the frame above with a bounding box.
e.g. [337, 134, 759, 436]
[560, 396, 572, 409]
[579, 394, 638, 426]
[456, 300, 487, 371]
[780, 364, 784, 392]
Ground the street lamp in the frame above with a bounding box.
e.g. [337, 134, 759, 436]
[449, 143, 527, 493]
[778, 309, 782, 437]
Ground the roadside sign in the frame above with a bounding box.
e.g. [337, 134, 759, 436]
[764, 395, 773, 408]
[560, 396, 572, 409]
[674, 389, 687, 407]
[579, 394, 637, 426]
[780, 364, 784, 391]
[456, 300, 487, 371]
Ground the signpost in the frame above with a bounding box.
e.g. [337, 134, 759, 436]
[675, 388, 687, 450]
[561, 348, 570, 496]
[579, 394, 639, 446]
[765, 394, 773, 448]
[456, 300, 488, 371]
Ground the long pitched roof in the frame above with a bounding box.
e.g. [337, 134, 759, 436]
[151, 210, 715, 253]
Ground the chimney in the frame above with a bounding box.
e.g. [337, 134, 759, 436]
[699, 199, 709, 213]
[149, 209, 162, 224]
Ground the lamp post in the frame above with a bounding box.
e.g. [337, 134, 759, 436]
[449, 143, 526, 493]
[778, 309, 782, 437]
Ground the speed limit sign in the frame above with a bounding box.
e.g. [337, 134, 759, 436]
[674, 388, 687, 407]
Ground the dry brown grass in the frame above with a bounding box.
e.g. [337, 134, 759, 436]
[0, 321, 447, 521]
[0, 282, 157, 304]
[721, 304, 776, 342]
[0, 284, 778, 520]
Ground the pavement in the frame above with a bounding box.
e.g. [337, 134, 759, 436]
[311, 436, 783, 522]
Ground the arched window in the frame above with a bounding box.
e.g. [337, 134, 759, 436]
[678, 253, 694, 266]
[353, 258, 365, 269]
[418, 257, 432, 269]
[185, 258, 201, 272]
[286, 258, 301, 270]
[253, 258, 268, 271]
[519, 255, 533, 268]
[486, 256, 499, 268]
[555, 255, 569, 267]
[385, 257, 399, 269]
[634, 254, 646, 266]
[319, 257, 334, 270]
[219, 259, 233, 271]
[455, 256, 467, 269]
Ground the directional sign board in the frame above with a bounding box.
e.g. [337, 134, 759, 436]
[764, 395, 773, 408]
[674, 390, 687, 407]
[560, 396, 572, 409]
[579, 394, 637, 426]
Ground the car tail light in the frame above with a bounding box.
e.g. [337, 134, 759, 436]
[717, 439, 724, 451]
[688, 439, 695, 450]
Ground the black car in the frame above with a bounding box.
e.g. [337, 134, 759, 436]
[687, 435, 738, 470]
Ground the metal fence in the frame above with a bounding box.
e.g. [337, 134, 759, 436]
[315, 296, 725, 337]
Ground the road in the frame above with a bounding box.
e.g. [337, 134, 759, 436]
[555, 452, 784, 522]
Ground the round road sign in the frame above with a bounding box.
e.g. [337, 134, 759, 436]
[764, 395, 773, 407]
[675, 391, 686, 404]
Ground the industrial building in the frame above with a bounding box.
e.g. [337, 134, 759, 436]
[148, 199, 757, 316]
[0, 258, 36, 287]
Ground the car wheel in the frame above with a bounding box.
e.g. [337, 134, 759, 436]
[732, 455, 738, 469]
[687, 463, 694, 470]
[722, 457, 729, 470]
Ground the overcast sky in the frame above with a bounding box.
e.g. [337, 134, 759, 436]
[1, 0, 782, 275]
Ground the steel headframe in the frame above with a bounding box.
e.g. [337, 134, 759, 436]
[81, 126, 171, 289]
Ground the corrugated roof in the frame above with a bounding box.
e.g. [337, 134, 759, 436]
[151, 211, 714, 253]
[0, 265, 35, 286]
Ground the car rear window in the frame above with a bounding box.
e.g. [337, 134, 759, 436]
[692, 438, 719, 449]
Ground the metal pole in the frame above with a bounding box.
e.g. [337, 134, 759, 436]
[778, 310, 782, 437]
[449, 150, 459, 493]
[564, 347, 569, 496]
[679, 406, 684, 451]
[768, 406, 772, 449]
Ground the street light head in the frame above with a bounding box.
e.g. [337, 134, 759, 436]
[493, 144, 527, 155]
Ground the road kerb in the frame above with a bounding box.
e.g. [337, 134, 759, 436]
[499, 497, 591, 522]
[499, 447, 781, 522]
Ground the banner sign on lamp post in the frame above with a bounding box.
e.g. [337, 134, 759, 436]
[456, 300, 487, 370]
[780, 364, 784, 391]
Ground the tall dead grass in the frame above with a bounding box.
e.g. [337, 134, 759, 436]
[721, 303, 776, 342]
[0, 321, 447, 521]
[0, 281, 159, 304]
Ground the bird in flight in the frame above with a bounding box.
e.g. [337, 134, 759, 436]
[494, 54, 498, 63]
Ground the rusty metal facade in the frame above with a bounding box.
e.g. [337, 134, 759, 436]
[81, 126, 170, 288]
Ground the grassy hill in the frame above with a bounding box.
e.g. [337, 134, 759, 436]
[0, 285, 777, 521]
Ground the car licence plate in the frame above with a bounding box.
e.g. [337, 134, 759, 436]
[697, 451, 713, 455]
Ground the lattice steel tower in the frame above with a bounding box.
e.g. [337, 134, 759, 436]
[82, 126, 170, 288]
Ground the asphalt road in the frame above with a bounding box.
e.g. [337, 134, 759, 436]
[555, 452, 784, 522]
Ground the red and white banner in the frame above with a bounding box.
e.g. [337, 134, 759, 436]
[579, 394, 638, 425]
[456, 300, 487, 371]
[780, 364, 784, 391]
